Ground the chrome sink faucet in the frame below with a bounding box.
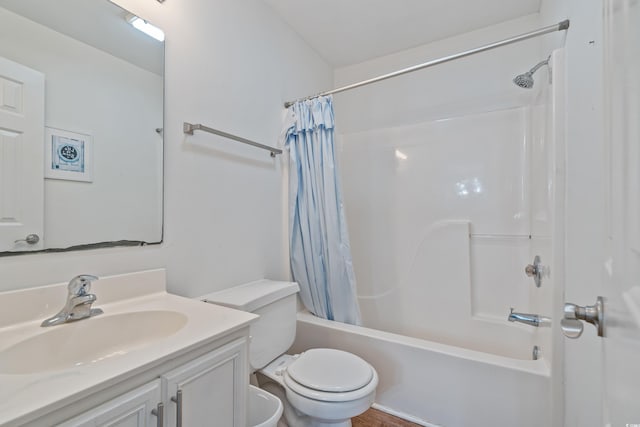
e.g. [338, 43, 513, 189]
[41, 275, 103, 327]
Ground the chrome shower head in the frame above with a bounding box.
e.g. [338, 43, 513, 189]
[513, 57, 550, 89]
[513, 72, 535, 89]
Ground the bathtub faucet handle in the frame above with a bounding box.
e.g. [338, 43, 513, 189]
[524, 255, 545, 287]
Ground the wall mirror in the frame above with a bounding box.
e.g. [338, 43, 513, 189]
[0, 0, 164, 254]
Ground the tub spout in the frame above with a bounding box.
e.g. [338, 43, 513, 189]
[508, 308, 549, 327]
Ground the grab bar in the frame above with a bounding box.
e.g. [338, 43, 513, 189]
[183, 122, 282, 158]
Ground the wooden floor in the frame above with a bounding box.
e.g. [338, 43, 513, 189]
[352, 408, 422, 427]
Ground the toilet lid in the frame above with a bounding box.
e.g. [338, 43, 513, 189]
[287, 349, 373, 393]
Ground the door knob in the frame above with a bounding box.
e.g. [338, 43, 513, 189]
[561, 296, 604, 338]
[14, 234, 40, 245]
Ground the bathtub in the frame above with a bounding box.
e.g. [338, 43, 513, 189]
[290, 311, 552, 427]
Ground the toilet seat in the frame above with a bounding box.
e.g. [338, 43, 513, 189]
[287, 349, 373, 392]
[283, 370, 379, 402]
[282, 349, 378, 402]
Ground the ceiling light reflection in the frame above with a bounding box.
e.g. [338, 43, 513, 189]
[126, 14, 165, 42]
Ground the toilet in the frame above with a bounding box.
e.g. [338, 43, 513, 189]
[200, 280, 378, 427]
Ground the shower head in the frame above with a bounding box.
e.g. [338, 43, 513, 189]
[513, 57, 550, 89]
[513, 72, 535, 89]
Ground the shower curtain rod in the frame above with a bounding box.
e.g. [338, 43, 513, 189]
[284, 20, 569, 108]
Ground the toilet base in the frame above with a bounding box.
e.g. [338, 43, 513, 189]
[255, 352, 376, 427]
[259, 378, 355, 427]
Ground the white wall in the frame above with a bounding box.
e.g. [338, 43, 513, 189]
[0, 0, 332, 297]
[0, 8, 163, 248]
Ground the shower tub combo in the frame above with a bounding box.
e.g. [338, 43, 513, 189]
[290, 47, 565, 427]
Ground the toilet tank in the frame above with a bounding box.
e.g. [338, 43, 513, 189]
[200, 280, 300, 370]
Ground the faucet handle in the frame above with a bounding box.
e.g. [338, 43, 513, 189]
[67, 275, 99, 296]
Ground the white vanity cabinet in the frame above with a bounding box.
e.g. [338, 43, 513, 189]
[56, 337, 248, 427]
[162, 338, 247, 427]
[57, 381, 162, 427]
[0, 271, 257, 427]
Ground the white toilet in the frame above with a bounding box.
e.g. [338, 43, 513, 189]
[201, 280, 378, 427]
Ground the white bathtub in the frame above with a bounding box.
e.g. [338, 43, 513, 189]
[290, 311, 552, 427]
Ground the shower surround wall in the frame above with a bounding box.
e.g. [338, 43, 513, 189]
[339, 107, 537, 359]
[334, 13, 554, 361]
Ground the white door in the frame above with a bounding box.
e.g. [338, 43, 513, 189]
[0, 56, 44, 251]
[563, 1, 640, 426]
[601, 0, 640, 424]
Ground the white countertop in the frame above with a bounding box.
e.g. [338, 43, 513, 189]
[0, 269, 257, 426]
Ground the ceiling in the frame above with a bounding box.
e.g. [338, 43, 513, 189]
[264, 0, 541, 67]
[0, 0, 163, 75]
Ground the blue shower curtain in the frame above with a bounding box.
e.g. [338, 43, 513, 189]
[281, 96, 361, 325]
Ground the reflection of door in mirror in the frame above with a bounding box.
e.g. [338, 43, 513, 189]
[0, 56, 44, 251]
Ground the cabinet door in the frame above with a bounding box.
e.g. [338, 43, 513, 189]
[56, 380, 162, 427]
[162, 338, 248, 427]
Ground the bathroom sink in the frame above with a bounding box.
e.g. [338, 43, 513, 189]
[0, 310, 188, 375]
